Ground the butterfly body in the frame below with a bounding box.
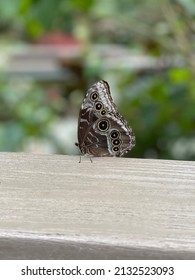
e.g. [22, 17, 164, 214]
[76, 80, 135, 157]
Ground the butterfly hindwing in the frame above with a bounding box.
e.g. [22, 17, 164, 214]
[77, 80, 135, 157]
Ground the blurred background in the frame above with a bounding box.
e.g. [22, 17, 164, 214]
[0, 0, 195, 160]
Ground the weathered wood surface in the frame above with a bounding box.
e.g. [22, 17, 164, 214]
[0, 152, 195, 259]
[3, 45, 82, 81]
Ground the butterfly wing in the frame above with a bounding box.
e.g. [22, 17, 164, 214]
[77, 80, 135, 157]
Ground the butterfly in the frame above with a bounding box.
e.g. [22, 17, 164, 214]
[75, 80, 135, 158]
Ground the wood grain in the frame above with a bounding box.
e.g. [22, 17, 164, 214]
[0, 152, 195, 259]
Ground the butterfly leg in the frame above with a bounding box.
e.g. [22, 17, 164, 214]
[89, 154, 93, 163]
[78, 154, 92, 163]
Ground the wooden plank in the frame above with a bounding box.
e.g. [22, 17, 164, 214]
[3, 45, 174, 82]
[0, 152, 195, 259]
[3, 45, 82, 81]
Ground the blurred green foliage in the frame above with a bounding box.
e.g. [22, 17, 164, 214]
[0, 79, 55, 151]
[119, 68, 195, 160]
[0, 0, 195, 160]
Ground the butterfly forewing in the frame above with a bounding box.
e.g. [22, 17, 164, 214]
[76, 80, 135, 157]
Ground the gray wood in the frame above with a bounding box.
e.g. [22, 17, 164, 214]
[3, 45, 81, 81]
[3, 45, 176, 82]
[0, 152, 195, 259]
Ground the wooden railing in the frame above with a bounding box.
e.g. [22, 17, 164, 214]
[0, 152, 195, 259]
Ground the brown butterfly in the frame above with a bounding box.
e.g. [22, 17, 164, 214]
[75, 80, 135, 159]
